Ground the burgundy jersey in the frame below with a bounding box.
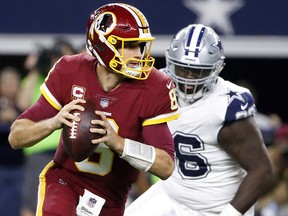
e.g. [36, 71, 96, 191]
[36, 53, 179, 206]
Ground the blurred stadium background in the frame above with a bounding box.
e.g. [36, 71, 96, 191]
[1, 0, 287, 121]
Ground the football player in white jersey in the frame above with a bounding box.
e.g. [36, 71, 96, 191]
[124, 24, 273, 216]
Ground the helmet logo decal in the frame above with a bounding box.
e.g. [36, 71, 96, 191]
[185, 26, 206, 58]
[95, 12, 116, 36]
[213, 40, 224, 52]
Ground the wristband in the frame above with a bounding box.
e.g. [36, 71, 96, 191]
[219, 204, 242, 216]
[120, 138, 156, 172]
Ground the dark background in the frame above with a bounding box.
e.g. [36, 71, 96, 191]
[1, 0, 288, 35]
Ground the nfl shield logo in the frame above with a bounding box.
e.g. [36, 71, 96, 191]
[100, 98, 109, 108]
[87, 197, 97, 208]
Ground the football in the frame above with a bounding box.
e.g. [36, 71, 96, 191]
[62, 99, 103, 162]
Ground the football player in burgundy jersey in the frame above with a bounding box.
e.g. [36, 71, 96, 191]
[125, 24, 273, 216]
[8, 3, 179, 216]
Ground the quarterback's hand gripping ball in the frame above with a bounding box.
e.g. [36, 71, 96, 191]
[63, 99, 103, 162]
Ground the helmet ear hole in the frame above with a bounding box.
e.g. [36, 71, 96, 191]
[208, 46, 218, 55]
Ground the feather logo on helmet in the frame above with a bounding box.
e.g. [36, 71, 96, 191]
[94, 12, 116, 36]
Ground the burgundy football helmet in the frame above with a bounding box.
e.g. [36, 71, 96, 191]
[86, 3, 155, 80]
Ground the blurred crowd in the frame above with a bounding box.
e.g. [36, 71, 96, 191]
[0, 37, 83, 216]
[1, 37, 288, 216]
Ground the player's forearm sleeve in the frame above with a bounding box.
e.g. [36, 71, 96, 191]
[120, 138, 156, 172]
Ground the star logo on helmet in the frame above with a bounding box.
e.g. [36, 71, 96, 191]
[214, 40, 223, 51]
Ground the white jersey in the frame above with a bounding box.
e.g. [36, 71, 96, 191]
[125, 77, 256, 216]
[164, 76, 256, 214]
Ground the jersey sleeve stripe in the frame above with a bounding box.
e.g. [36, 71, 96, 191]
[36, 160, 55, 216]
[142, 110, 180, 126]
[40, 83, 63, 111]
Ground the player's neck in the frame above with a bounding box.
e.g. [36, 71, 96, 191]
[96, 64, 124, 92]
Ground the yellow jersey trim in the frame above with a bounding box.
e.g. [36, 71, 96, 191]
[36, 160, 55, 216]
[142, 110, 180, 126]
[40, 84, 62, 111]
